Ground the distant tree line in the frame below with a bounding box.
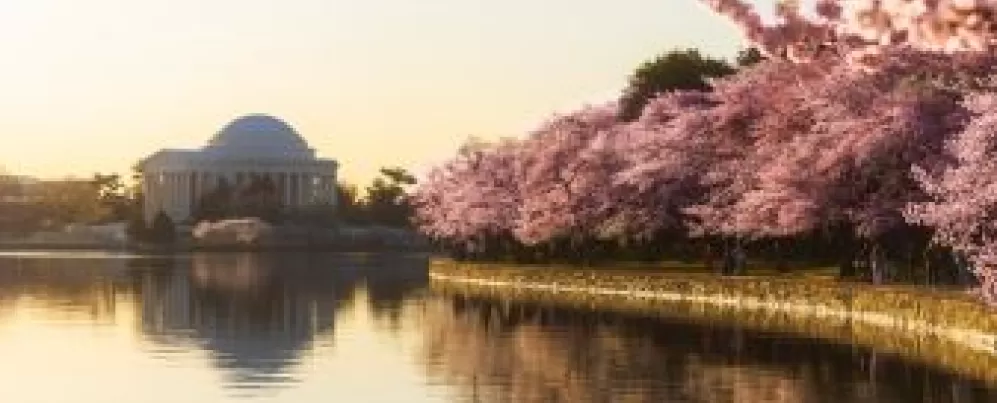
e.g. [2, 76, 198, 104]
[0, 164, 419, 247]
[0, 173, 141, 234]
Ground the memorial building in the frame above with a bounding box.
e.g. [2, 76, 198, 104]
[138, 114, 338, 223]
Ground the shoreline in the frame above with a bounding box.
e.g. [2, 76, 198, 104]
[0, 243, 431, 253]
[429, 261, 997, 386]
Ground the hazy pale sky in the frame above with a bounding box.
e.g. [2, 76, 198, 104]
[0, 0, 753, 185]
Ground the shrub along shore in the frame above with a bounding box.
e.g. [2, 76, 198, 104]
[429, 261, 997, 386]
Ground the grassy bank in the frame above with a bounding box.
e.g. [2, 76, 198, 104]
[429, 260, 997, 386]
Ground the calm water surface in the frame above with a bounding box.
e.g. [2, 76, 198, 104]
[0, 251, 993, 403]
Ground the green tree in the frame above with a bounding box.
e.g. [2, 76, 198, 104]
[364, 167, 418, 227]
[233, 175, 282, 222]
[335, 182, 364, 225]
[126, 214, 149, 242]
[35, 179, 108, 227]
[619, 49, 735, 121]
[92, 173, 136, 223]
[193, 178, 234, 222]
[0, 175, 43, 233]
[378, 167, 416, 186]
[736, 47, 766, 67]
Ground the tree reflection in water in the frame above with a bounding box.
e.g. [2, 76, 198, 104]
[419, 293, 997, 403]
[131, 252, 429, 392]
[0, 252, 430, 396]
[0, 252, 994, 402]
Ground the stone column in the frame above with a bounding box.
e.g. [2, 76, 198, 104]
[143, 173, 153, 223]
[157, 173, 165, 218]
[178, 171, 187, 221]
[174, 172, 183, 220]
[331, 175, 338, 204]
[173, 172, 181, 219]
[287, 172, 294, 207]
[159, 173, 165, 217]
[151, 173, 161, 219]
[299, 173, 311, 206]
[187, 171, 197, 220]
[163, 173, 171, 218]
[289, 173, 298, 208]
[206, 171, 214, 193]
[196, 171, 207, 204]
[326, 175, 335, 204]
[278, 172, 289, 207]
[190, 171, 198, 210]
[186, 171, 193, 221]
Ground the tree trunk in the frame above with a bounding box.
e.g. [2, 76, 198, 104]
[721, 238, 748, 276]
[703, 240, 715, 272]
[837, 238, 857, 279]
[954, 253, 977, 287]
[721, 238, 734, 276]
[731, 238, 747, 276]
[838, 252, 856, 279]
[870, 243, 886, 285]
[774, 238, 789, 274]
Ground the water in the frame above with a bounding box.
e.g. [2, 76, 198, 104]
[0, 251, 993, 403]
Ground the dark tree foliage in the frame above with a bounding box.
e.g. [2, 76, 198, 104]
[736, 47, 766, 67]
[285, 203, 339, 228]
[147, 211, 176, 244]
[192, 175, 284, 223]
[363, 167, 418, 227]
[185, 168, 418, 229]
[618, 49, 735, 121]
[126, 214, 149, 242]
[333, 167, 418, 228]
[335, 182, 364, 225]
[193, 178, 234, 222]
[92, 173, 143, 223]
[233, 175, 282, 222]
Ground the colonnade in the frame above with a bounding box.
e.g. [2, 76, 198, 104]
[143, 168, 337, 223]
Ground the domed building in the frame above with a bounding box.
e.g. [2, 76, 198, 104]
[138, 114, 338, 223]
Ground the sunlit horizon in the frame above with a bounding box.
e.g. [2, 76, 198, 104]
[0, 0, 749, 186]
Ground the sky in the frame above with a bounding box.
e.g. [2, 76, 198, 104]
[0, 0, 753, 186]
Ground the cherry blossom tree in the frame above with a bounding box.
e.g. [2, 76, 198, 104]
[679, 59, 832, 239]
[612, 91, 718, 240]
[411, 138, 523, 256]
[907, 94, 997, 303]
[700, 0, 997, 61]
[513, 104, 622, 246]
[410, 2, 997, 300]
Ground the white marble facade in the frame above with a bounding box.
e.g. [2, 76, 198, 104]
[138, 114, 338, 224]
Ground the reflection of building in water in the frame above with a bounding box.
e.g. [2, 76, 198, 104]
[0, 252, 430, 393]
[133, 253, 429, 389]
[136, 253, 344, 387]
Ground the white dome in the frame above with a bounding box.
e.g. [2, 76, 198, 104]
[205, 114, 312, 157]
